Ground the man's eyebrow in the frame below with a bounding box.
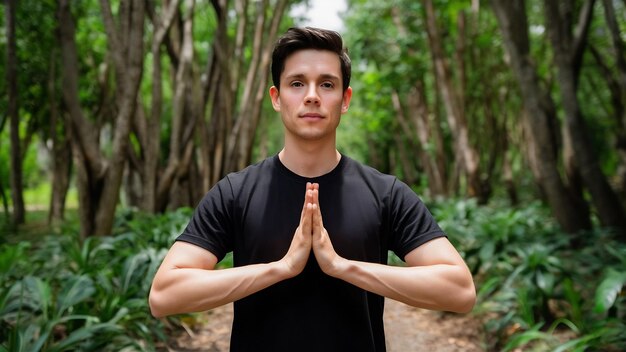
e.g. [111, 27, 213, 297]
[283, 73, 340, 81]
[319, 73, 341, 81]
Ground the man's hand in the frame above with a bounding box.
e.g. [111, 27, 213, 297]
[279, 182, 317, 278]
[310, 185, 346, 277]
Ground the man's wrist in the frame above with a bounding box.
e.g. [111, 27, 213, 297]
[326, 256, 350, 278]
[274, 258, 299, 280]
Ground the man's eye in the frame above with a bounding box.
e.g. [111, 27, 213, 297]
[321, 82, 334, 89]
[291, 82, 304, 87]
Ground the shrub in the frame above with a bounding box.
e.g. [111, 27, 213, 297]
[0, 208, 193, 351]
[432, 198, 626, 351]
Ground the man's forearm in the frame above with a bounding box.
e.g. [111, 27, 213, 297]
[149, 261, 291, 317]
[330, 259, 476, 313]
[150, 185, 316, 318]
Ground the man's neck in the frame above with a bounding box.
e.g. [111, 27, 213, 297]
[278, 141, 341, 178]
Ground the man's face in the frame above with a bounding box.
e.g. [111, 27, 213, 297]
[270, 49, 352, 143]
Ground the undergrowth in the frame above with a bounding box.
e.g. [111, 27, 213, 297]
[1, 200, 625, 351]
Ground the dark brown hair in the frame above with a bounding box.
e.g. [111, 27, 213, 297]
[271, 27, 351, 92]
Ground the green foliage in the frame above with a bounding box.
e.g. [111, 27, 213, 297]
[0, 208, 194, 351]
[2, 199, 626, 351]
[437, 199, 626, 351]
[594, 268, 626, 314]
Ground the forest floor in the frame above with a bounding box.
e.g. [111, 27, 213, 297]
[165, 299, 485, 351]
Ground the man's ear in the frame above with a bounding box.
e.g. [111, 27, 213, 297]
[341, 86, 353, 114]
[269, 86, 281, 111]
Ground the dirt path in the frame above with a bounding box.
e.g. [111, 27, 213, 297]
[167, 299, 483, 351]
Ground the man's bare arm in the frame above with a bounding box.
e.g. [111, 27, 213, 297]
[149, 243, 290, 317]
[310, 187, 476, 313]
[318, 237, 476, 313]
[148, 183, 317, 318]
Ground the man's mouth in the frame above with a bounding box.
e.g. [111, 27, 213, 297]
[300, 113, 324, 119]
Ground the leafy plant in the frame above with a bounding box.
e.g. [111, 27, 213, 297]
[594, 268, 626, 316]
[0, 208, 193, 350]
[435, 197, 626, 351]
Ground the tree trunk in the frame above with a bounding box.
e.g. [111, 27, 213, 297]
[412, 100, 447, 196]
[6, 0, 25, 224]
[49, 137, 72, 225]
[389, 3, 448, 196]
[589, 44, 626, 199]
[0, 174, 9, 220]
[392, 87, 445, 195]
[491, 0, 592, 234]
[155, 0, 195, 211]
[141, 0, 181, 212]
[601, 0, 626, 97]
[227, 0, 289, 173]
[423, 0, 485, 203]
[94, 0, 145, 235]
[59, 0, 145, 237]
[502, 149, 518, 206]
[198, 0, 289, 189]
[544, 1, 626, 236]
[202, 0, 234, 188]
[598, 0, 626, 200]
[392, 128, 418, 187]
[48, 57, 71, 225]
[48, 108, 72, 224]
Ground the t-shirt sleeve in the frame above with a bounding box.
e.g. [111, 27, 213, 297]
[176, 177, 234, 262]
[388, 179, 446, 261]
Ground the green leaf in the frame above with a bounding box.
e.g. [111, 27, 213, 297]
[552, 328, 607, 352]
[0, 242, 30, 278]
[28, 315, 97, 352]
[594, 269, 626, 313]
[48, 322, 122, 352]
[14, 276, 52, 319]
[121, 252, 149, 294]
[478, 241, 495, 264]
[55, 275, 95, 317]
[502, 323, 553, 352]
[536, 271, 555, 294]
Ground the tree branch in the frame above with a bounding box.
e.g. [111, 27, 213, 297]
[572, 0, 596, 80]
[99, 0, 125, 75]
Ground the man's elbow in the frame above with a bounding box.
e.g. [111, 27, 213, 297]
[452, 283, 476, 313]
[148, 290, 169, 318]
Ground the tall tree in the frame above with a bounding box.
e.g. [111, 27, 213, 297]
[153, 0, 196, 210]
[543, 0, 626, 236]
[127, 0, 292, 212]
[343, 1, 450, 195]
[423, 0, 488, 202]
[389, 3, 447, 196]
[199, 0, 290, 188]
[593, 0, 626, 197]
[58, 0, 145, 236]
[5, 0, 25, 224]
[138, 0, 181, 213]
[47, 48, 71, 225]
[491, 0, 593, 234]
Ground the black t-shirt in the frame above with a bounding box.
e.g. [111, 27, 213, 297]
[177, 154, 446, 352]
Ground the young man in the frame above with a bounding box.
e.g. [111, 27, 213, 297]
[149, 27, 475, 351]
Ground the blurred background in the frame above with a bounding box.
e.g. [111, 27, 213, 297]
[1, 0, 625, 351]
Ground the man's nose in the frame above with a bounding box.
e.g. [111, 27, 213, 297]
[304, 86, 320, 104]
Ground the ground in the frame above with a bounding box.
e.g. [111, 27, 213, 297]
[165, 299, 484, 351]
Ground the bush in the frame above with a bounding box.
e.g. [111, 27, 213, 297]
[433, 199, 626, 351]
[3, 201, 625, 351]
[0, 208, 194, 351]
